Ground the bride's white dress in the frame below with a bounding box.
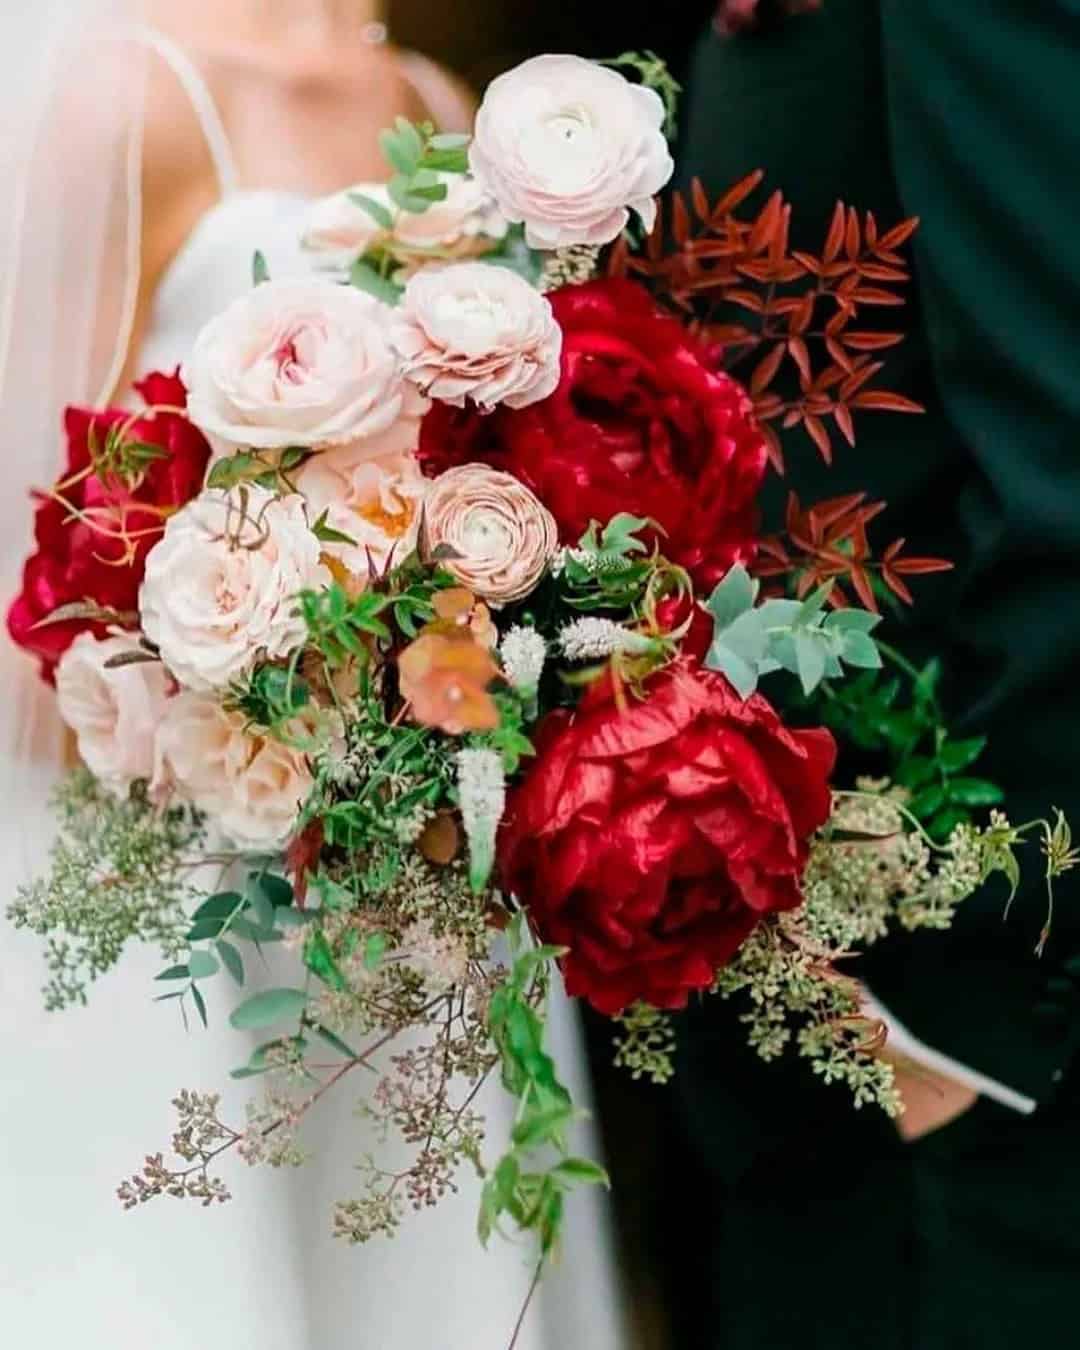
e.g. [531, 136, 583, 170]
[0, 34, 624, 1350]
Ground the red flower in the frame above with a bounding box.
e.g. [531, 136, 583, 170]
[7, 370, 210, 680]
[499, 663, 836, 1015]
[419, 278, 766, 591]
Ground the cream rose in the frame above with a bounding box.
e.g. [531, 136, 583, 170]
[468, 54, 674, 250]
[55, 634, 171, 793]
[302, 177, 507, 275]
[424, 464, 558, 604]
[183, 278, 406, 455]
[296, 445, 429, 577]
[391, 262, 562, 411]
[154, 692, 312, 850]
[139, 487, 328, 692]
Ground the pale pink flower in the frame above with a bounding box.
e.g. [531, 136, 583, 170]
[391, 262, 561, 411]
[183, 278, 406, 455]
[139, 487, 328, 692]
[423, 464, 558, 605]
[154, 692, 313, 850]
[55, 633, 171, 793]
[469, 55, 674, 249]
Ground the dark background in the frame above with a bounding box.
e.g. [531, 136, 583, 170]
[392, 1, 714, 91]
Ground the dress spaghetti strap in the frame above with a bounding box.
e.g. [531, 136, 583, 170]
[130, 26, 239, 197]
[398, 49, 476, 134]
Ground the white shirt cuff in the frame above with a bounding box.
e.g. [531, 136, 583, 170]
[861, 989, 1037, 1115]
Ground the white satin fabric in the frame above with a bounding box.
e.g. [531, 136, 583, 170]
[1, 30, 625, 1350]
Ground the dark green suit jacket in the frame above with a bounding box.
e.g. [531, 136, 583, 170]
[658, 4, 1080, 1345]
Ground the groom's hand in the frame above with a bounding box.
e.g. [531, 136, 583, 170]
[880, 1048, 979, 1142]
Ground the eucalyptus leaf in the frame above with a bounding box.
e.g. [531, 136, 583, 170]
[216, 939, 245, 986]
[191, 982, 209, 1028]
[346, 191, 394, 230]
[349, 259, 404, 305]
[229, 987, 308, 1031]
[252, 250, 270, 286]
[188, 949, 220, 980]
[155, 964, 190, 982]
[705, 564, 757, 629]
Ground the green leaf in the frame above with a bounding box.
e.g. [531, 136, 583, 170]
[207, 452, 259, 491]
[348, 259, 404, 306]
[909, 784, 947, 818]
[928, 806, 971, 840]
[895, 755, 937, 790]
[155, 964, 190, 982]
[938, 737, 988, 775]
[823, 607, 882, 635]
[840, 630, 883, 670]
[428, 132, 471, 151]
[303, 929, 348, 992]
[793, 630, 828, 696]
[549, 1157, 610, 1189]
[252, 250, 270, 286]
[312, 508, 358, 548]
[419, 147, 468, 173]
[216, 939, 245, 986]
[229, 987, 309, 1030]
[511, 1106, 573, 1152]
[363, 931, 388, 972]
[186, 916, 226, 942]
[311, 1023, 360, 1061]
[188, 949, 220, 980]
[191, 982, 209, 1028]
[705, 564, 757, 629]
[192, 892, 245, 924]
[946, 777, 1005, 808]
[347, 190, 394, 230]
[705, 639, 759, 699]
[378, 126, 420, 177]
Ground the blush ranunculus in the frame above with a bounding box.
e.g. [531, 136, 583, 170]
[468, 55, 674, 250]
[418, 278, 767, 591]
[498, 662, 836, 1015]
[6, 370, 211, 681]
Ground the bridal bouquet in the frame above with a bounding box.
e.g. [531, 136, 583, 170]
[8, 53, 1070, 1266]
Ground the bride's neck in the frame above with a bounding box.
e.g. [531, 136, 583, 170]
[240, 1, 386, 43]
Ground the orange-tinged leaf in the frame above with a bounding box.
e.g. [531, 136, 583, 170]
[850, 390, 925, 413]
[823, 201, 846, 263]
[845, 207, 860, 260]
[750, 342, 786, 395]
[788, 294, 815, 336]
[833, 403, 856, 446]
[691, 176, 710, 222]
[804, 414, 832, 463]
[826, 337, 854, 373]
[877, 216, 920, 251]
[672, 191, 690, 245]
[852, 287, 906, 306]
[712, 168, 765, 219]
[843, 331, 904, 351]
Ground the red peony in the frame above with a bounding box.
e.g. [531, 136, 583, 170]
[499, 663, 836, 1015]
[418, 278, 767, 591]
[7, 370, 211, 680]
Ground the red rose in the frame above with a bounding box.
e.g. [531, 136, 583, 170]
[499, 663, 836, 1015]
[7, 370, 210, 680]
[418, 278, 766, 590]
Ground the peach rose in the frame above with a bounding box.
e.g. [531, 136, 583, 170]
[391, 262, 562, 411]
[468, 55, 674, 249]
[183, 278, 406, 456]
[153, 692, 313, 850]
[423, 464, 558, 605]
[55, 633, 171, 793]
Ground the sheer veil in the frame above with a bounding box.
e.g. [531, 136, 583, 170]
[0, 0, 147, 857]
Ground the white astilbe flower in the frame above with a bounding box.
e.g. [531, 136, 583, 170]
[558, 617, 653, 662]
[499, 626, 547, 690]
[456, 748, 506, 895]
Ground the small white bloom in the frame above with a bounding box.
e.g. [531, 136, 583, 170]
[399, 920, 469, 993]
[139, 486, 329, 692]
[456, 747, 506, 895]
[499, 626, 547, 690]
[558, 617, 652, 662]
[55, 634, 171, 793]
[183, 277, 407, 456]
[469, 54, 674, 250]
[153, 692, 312, 850]
[392, 262, 562, 411]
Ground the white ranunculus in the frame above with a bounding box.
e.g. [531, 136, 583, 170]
[55, 633, 171, 793]
[468, 54, 674, 250]
[302, 178, 508, 276]
[391, 262, 562, 411]
[296, 445, 429, 578]
[139, 487, 328, 692]
[154, 692, 312, 850]
[183, 277, 406, 455]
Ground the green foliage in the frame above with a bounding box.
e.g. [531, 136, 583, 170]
[252, 250, 270, 286]
[228, 663, 311, 730]
[599, 50, 682, 139]
[812, 651, 1004, 841]
[229, 987, 309, 1031]
[300, 582, 391, 666]
[480, 916, 608, 1256]
[7, 771, 205, 1010]
[377, 118, 469, 214]
[469, 690, 535, 776]
[348, 259, 404, 306]
[560, 514, 658, 613]
[347, 190, 394, 231]
[704, 565, 882, 699]
[206, 445, 306, 494]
